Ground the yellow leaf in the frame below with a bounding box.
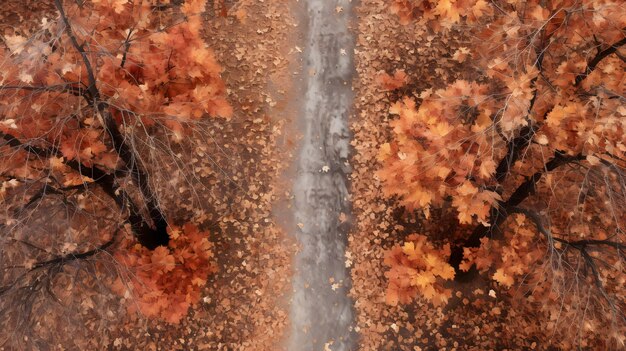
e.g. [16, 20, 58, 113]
[479, 159, 496, 179]
[2, 34, 27, 54]
[471, 110, 492, 132]
[456, 181, 478, 196]
[405, 187, 432, 208]
[413, 272, 436, 288]
[113, 0, 128, 14]
[436, 264, 456, 280]
[586, 155, 600, 166]
[402, 242, 416, 257]
[493, 268, 514, 287]
[536, 134, 549, 145]
[386, 286, 399, 306]
[378, 143, 392, 161]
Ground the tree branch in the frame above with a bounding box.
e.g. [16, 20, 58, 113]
[5, 0, 172, 249]
[494, 125, 537, 183]
[1, 130, 162, 248]
[450, 152, 585, 274]
[509, 206, 625, 321]
[120, 27, 134, 68]
[53, 0, 169, 248]
[16, 182, 91, 214]
[575, 35, 626, 87]
[494, 35, 548, 184]
[0, 235, 116, 298]
[0, 83, 85, 97]
[31, 235, 116, 271]
[54, 0, 99, 102]
[97, 106, 169, 249]
[1, 131, 52, 157]
[505, 152, 584, 208]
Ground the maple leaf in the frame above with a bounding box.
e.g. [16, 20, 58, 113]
[435, 264, 456, 280]
[435, 0, 461, 25]
[191, 277, 206, 287]
[390, 0, 416, 25]
[404, 187, 433, 208]
[402, 241, 419, 261]
[386, 285, 400, 306]
[151, 246, 176, 273]
[112, 0, 128, 14]
[376, 70, 408, 90]
[493, 268, 514, 288]
[469, 0, 491, 21]
[456, 181, 478, 196]
[478, 159, 496, 179]
[2, 34, 27, 54]
[18, 71, 34, 84]
[181, 0, 207, 16]
[163, 300, 190, 323]
[459, 247, 476, 272]
[413, 272, 436, 288]
[452, 47, 470, 63]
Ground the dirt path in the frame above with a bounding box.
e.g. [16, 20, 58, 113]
[288, 0, 357, 350]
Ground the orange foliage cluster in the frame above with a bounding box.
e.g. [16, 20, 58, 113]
[380, 0, 625, 345]
[377, 80, 504, 225]
[92, 0, 233, 138]
[384, 234, 455, 306]
[113, 224, 216, 324]
[459, 214, 544, 288]
[0, 0, 231, 176]
[1, 0, 228, 324]
[390, 0, 491, 27]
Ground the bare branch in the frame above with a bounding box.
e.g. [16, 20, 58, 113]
[575, 35, 626, 86]
[1, 130, 159, 247]
[120, 27, 134, 68]
[0, 82, 85, 97]
[54, 0, 99, 102]
[506, 206, 625, 321]
[450, 152, 586, 274]
[53, 0, 170, 248]
[30, 235, 116, 271]
[0, 235, 116, 298]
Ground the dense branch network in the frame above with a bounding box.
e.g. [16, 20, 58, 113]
[53, 0, 170, 248]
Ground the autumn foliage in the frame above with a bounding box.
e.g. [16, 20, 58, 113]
[113, 224, 215, 323]
[384, 234, 454, 306]
[379, 0, 625, 346]
[1, 0, 227, 325]
[378, 80, 503, 225]
[1, 0, 230, 169]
